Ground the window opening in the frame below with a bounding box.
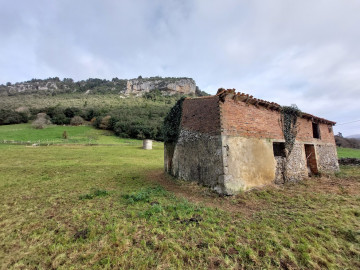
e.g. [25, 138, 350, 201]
[312, 122, 320, 139]
[273, 142, 286, 157]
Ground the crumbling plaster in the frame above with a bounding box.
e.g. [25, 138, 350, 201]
[221, 136, 276, 194]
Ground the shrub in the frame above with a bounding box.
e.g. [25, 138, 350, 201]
[70, 116, 85, 126]
[44, 107, 69, 125]
[64, 107, 81, 118]
[0, 109, 29, 125]
[32, 113, 51, 129]
[99, 115, 111, 130]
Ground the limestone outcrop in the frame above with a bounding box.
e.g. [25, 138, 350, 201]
[126, 77, 196, 96]
[1, 77, 198, 96]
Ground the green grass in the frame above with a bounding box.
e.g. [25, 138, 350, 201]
[0, 129, 359, 268]
[0, 123, 141, 145]
[337, 147, 360, 159]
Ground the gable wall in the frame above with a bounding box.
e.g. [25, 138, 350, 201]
[181, 96, 221, 135]
[220, 97, 283, 139]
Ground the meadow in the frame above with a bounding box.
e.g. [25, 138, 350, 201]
[0, 123, 139, 145]
[337, 147, 360, 159]
[0, 125, 359, 269]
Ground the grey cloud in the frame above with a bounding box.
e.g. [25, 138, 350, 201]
[1, 0, 359, 135]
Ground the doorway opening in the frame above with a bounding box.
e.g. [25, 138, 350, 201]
[304, 144, 318, 176]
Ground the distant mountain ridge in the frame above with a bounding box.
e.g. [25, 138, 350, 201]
[347, 134, 360, 139]
[0, 76, 205, 96]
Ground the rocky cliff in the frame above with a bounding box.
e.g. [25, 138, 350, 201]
[126, 77, 196, 96]
[0, 77, 198, 96]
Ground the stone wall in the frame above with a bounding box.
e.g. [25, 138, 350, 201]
[284, 143, 308, 181]
[274, 157, 285, 184]
[165, 130, 224, 190]
[315, 144, 340, 173]
[339, 158, 360, 165]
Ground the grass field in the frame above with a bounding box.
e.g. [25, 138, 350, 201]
[337, 147, 360, 159]
[0, 127, 359, 269]
[0, 123, 140, 145]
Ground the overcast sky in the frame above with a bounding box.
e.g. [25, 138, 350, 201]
[1, 0, 359, 136]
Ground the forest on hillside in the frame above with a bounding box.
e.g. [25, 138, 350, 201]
[0, 88, 210, 141]
[0, 76, 210, 141]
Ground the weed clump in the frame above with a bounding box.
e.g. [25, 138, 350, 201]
[79, 189, 109, 200]
[74, 228, 89, 240]
[122, 186, 166, 204]
[143, 204, 163, 218]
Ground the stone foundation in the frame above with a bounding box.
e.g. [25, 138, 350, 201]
[165, 134, 340, 195]
[165, 130, 224, 190]
[315, 144, 340, 173]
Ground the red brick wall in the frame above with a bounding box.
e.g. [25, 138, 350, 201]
[181, 96, 221, 135]
[220, 96, 336, 144]
[220, 97, 283, 139]
[297, 119, 335, 144]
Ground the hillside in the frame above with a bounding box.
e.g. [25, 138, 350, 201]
[335, 135, 360, 149]
[0, 76, 210, 141]
[0, 76, 205, 96]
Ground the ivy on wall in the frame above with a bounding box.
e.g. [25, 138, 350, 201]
[280, 105, 301, 156]
[279, 105, 301, 182]
[163, 97, 185, 143]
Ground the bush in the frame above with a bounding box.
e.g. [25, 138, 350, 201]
[44, 107, 69, 125]
[64, 107, 81, 118]
[70, 116, 85, 126]
[32, 113, 51, 129]
[99, 115, 111, 130]
[0, 109, 29, 125]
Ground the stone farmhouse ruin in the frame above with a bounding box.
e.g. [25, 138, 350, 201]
[164, 89, 339, 195]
